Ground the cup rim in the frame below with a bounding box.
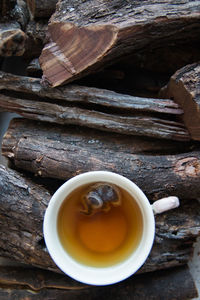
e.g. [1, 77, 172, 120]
[43, 171, 155, 285]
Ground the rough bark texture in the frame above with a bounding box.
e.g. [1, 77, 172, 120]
[0, 71, 183, 115]
[24, 19, 48, 59]
[0, 72, 189, 141]
[26, 0, 58, 18]
[2, 118, 200, 200]
[0, 266, 197, 300]
[0, 22, 26, 56]
[0, 165, 200, 274]
[160, 63, 200, 141]
[39, 0, 200, 87]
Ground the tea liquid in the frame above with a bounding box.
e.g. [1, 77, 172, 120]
[57, 183, 143, 267]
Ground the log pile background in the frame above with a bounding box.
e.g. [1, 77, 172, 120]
[0, 0, 200, 299]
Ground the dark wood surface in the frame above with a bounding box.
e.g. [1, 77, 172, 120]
[39, 0, 200, 86]
[0, 265, 197, 300]
[0, 2, 200, 298]
[2, 118, 199, 200]
[25, 0, 57, 18]
[0, 72, 189, 141]
[161, 62, 200, 141]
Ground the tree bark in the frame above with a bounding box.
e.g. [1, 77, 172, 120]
[0, 0, 16, 19]
[0, 165, 200, 274]
[24, 19, 48, 59]
[160, 62, 200, 141]
[0, 71, 183, 115]
[25, 0, 58, 19]
[0, 22, 26, 56]
[39, 0, 200, 87]
[2, 118, 200, 200]
[0, 266, 198, 300]
[0, 72, 189, 141]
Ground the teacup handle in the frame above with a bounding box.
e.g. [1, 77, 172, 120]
[151, 196, 180, 215]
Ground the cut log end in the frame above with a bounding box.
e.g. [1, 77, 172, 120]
[0, 26, 26, 57]
[160, 63, 200, 141]
[39, 22, 118, 87]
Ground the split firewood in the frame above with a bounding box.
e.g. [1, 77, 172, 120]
[160, 62, 200, 141]
[0, 22, 26, 56]
[39, 0, 200, 87]
[0, 72, 189, 141]
[2, 118, 199, 200]
[25, 0, 58, 19]
[0, 165, 200, 274]
[0, 265, 197, 300]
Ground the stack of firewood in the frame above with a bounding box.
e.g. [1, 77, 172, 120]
[0, 0, 200, 299]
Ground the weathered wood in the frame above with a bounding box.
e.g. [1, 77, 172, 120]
[0, 0, 29, 30]
[2, 118, 194, 157]
[2, 118, 199, 200]
[0, 71, 183, 115]
[0, 266, 198, 300]
[160, 62, 200, 141]
[24, 19, 48, 59]
[0, 165, 200, 274]
[26, 0, 58, 19]
[0, 22, 26, 56]
[0, 72, 189, 141]
[39, 0, 200, 87]
[0, 92, 189, 140]
[26, 58, 42, 77]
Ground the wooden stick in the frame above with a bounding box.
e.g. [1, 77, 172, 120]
[0, 165, 200, 274]
[2, 118, 199, 200]
[160, 62, 200, 141]
[0, 22, 26, 56]
[39, 0, 200, 86]
[0, 265, 198, 300]
[0, 72, 189, 141]
[0, 71, 182, 115]
[25, 0, 58, 19]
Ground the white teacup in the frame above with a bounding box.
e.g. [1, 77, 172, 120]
[43, 171, 179, 285]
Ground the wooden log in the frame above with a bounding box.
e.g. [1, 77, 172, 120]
[39, 0, 200, 87]
[25, 0, 58, 19]
[160, 63, 200, 141]
[2, 118, 200, 200]
[0, 71, 183, 115]
[0, 92, 190, 141]
[0, 265, 198, 300]
[0, 72, 189, 141]
[0, 165, 200, 274]
[2, 118, 194, 157]
[0, 22, 26, 56]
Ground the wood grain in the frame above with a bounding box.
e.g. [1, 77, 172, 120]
[39, 0, 200, 86]
[160, 62, 200, 141]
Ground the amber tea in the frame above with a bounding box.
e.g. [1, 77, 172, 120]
[57, 182, 143, 267]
